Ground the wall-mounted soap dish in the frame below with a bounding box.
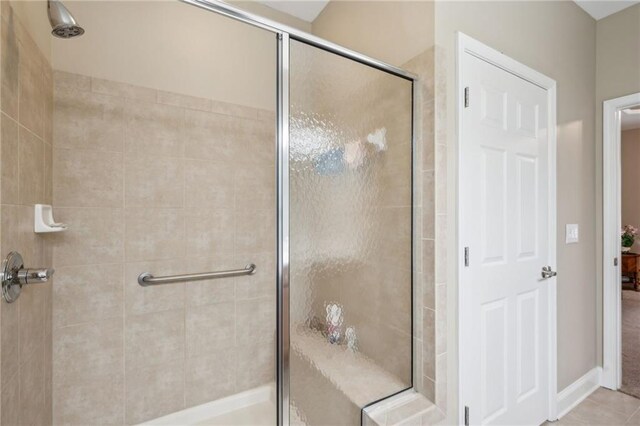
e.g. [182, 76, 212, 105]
[34, 204, 67, 233]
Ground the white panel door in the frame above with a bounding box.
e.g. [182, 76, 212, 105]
[460, 52, 553, 425]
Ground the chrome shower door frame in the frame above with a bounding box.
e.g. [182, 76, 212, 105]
[178, 1, 418, 424]
[276, 32, 291, 426]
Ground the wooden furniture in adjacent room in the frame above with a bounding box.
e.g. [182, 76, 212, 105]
[622, 253, 640, 291]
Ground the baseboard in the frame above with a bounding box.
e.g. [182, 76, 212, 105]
[556, 367, 602, 419]
[139, 384, 274, 425]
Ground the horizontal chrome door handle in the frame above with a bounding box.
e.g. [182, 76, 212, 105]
[541, 266, 557, 279]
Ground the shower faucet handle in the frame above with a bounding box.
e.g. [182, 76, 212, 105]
[1, 252, 55, 303]
[17, 268, 55, 285]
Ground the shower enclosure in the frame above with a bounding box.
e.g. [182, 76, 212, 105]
[288, 39, 414, 424]
[0, 0, 415, 424]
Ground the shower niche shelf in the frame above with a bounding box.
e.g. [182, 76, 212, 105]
[34, 204, 67, 233]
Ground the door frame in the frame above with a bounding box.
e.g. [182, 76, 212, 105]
[602, 92, 640, 390]
[456, 32, 558, 423]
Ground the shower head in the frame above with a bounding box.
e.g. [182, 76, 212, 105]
[47, 0, 84, 39]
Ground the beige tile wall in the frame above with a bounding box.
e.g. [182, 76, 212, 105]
[402, 47, 447, 414]
[433, 45, 448, 414]
[51, 71, 276, 425]
[0, 2, 54, 425]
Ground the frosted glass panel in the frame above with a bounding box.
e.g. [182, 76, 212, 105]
[289, 40, 413, 424]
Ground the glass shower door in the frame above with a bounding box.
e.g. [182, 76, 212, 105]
[288, 40, 414, 424]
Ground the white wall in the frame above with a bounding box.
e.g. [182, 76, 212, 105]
[232, 0, 311, 32]
[312, 0, 434, 66]
[621, 129, 640, 250]
[51, 1, 295, 110]
[5, 0, 51, 61]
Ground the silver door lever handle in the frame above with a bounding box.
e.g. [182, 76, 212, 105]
[541, 266, 557, 279]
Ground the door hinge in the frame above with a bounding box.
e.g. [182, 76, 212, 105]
[464, 406, 470, 426]
[464, 87, 469, 108]
[464, 247, 470, 267]
[614, 257, 619, 266]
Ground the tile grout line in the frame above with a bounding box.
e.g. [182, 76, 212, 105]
[121, 83, 127, 424]
[15, 17, 24, 424]
[63, 72, 268, 121]
[625, 404, 640, 422]
[42, 59, 50, 417]
[233, 146, 239, 394]
[581, 389, 640, 422]
[182, 106, 187, 410]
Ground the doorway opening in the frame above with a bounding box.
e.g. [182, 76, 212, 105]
[603, 92, 640, 398]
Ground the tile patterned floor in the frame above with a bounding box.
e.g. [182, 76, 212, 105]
[552, 388, 640, 425]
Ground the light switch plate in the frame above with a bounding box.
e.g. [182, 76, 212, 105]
[566, 224, 579, 244]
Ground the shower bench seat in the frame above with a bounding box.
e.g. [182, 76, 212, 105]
[290, 327, 428, 425]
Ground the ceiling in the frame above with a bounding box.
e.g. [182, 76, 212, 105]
[622, 108, 640, 131]
[259, 0, 639, 23]
[573, 0, 639, 20]
[257, 1, 329, 22]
